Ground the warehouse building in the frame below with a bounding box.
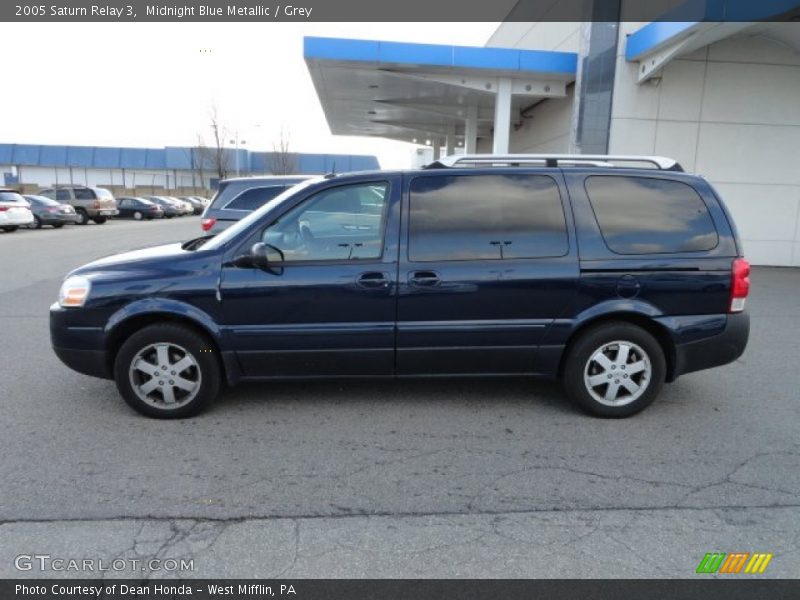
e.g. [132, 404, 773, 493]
[0, 143, 379, 196]
[304, 11, 800, 266]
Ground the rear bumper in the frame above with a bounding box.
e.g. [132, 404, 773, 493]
[41, 213, 79, 224]
[670, 311, 749, 380]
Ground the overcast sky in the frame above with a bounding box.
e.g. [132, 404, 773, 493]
[0, 23, 499, 168]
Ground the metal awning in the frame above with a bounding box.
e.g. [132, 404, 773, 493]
[304, 36, 577, 153]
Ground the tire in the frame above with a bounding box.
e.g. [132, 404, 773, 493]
[133, 211, 143, 220]
[562, 322, 666, 418]
[92, 216, 107, 224]
[52, 223, 64, 228]
[2, 226, 18, 232]
[32, 216, 42, 229]
[75, 209, 89, 225]
[114, 323, 221, 418]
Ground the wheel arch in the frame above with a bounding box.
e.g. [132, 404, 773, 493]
[105, 304, 227, 383]
[558, 312, 677, 382]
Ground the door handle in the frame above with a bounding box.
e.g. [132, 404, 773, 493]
[409, 271, 441, 287]
[357, 271, 390, 289]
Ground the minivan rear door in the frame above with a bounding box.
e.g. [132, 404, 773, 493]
[396, 170, 579, 376]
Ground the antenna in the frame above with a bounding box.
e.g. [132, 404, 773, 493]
[324, 161, 337, 179]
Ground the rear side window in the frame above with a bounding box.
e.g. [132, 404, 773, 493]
[56, 189, 71, 201]
[408, 174, 568, 262]
[73, 188, 96, 200]
[585, 176, 718, 254]
[225, 186, 288, 211]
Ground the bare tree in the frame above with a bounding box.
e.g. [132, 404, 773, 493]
[270, 126, 297, 175]
[196, 105, 230, 182]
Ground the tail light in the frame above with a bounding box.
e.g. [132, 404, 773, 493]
[0, 207, 9, 212]
[47, 207, 60, 213]
[201, 217, 216, 232]
[729, 258, 750, 313]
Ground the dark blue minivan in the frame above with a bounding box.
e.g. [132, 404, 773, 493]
[50, 155, 750, 418]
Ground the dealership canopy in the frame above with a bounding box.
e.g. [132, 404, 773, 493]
[304, 36, 578, 154]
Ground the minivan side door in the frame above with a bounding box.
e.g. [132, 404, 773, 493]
[396, 170, 579, 376]
[219, 176, 401, 378]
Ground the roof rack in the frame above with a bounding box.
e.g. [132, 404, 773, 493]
[426, 154, 683, 172]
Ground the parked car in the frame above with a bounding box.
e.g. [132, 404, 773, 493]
[38, 185, 118, 225]
[0, 189, 34, 232]
[201, 175, 312, 233]
[50, 154, 750, 419]
[178, 196, 206, 215]
[141, 196, 182, 218]
[167, 196, 194, 216]
[116, 197, 164, 220]
[23, 194, 79, 228]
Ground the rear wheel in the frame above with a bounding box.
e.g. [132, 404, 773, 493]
[114, 323, 221, 418]
[32, 216, 42, 229]
[92, 216, 107, 224]
[75, 209, 89, 225]
[562, 322, 666, 418]
[2, 226, 18, 232]
[52, 223, 64, 228]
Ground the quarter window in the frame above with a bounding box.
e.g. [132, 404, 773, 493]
[408, 174, 568, 262]
[262, 182, 389, 262]
[585, 176, 718, 254]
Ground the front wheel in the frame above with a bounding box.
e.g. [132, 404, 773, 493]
[2, 226, 18, 232]
[133, 211, 143, 220]
[75, 209, 89, 225]
[114, 324, 221, 418]
[562, 323, 665, 418]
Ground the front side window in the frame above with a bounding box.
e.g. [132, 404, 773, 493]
[261, 182, 389, 262]
[585, 176, 718, 254]
[408, 174, 568, 262]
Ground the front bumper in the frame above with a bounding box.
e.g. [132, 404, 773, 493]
[50, 304, 112, 379]
[670, 311, 749, 380]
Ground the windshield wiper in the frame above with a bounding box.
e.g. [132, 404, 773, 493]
[181, 234, 216, 251]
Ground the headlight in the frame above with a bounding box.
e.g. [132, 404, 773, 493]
[58, 276, 91, 308]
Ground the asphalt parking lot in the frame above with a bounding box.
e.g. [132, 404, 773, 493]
[0, 219, 798, 578]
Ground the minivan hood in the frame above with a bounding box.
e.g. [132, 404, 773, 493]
[71, 242, 191, 275]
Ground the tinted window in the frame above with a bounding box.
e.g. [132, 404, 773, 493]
[56, 189, 71, 201]
[73, 188, 96, 199]
[408, 174, 567, 262]
[585, 176, 718, 254]
[226, 186, 288, 211]
[29, 196, 58, 206]
[262, 182, 389, 262]
[94, 188, 113, 199]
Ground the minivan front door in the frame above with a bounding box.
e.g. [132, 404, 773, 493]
[219, 177, 400, 378]
[396, 171, 579, 376]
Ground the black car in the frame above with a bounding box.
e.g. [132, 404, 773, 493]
[116, 197, 164, 220]
[201, 175, 311, 233]
[23, 195, 79, 228]
[141, 196, 181, 218]
[50, 154, 749, 419]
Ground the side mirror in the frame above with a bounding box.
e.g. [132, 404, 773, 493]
[236, 242, 284, 273]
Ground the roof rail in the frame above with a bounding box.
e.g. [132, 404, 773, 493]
[426, 154, 683, 172]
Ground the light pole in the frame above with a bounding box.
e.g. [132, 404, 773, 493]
[230, 133, 247, 177]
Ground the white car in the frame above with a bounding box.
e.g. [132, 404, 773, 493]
[0, 189, 34, 232]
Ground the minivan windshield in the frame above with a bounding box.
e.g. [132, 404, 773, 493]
[202, 178, 321, 251]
